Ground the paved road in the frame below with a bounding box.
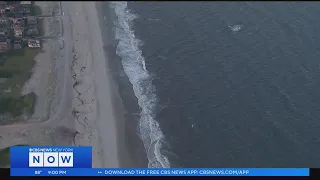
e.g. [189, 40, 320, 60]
[0, 1, 73, 136]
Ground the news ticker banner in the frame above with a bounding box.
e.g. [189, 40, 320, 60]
[10, 168, 310, 176]
[10, 146, 310, 176]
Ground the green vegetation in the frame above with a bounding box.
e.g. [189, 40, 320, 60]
[0, 70, 13, 78]
[0, 147, 10, 167]
[30, 5, 42, 16]
[0, 145, 28, 167]
[0, 48, 40, 119]
[0, 93, 36, 117]
[0, 97, 25, 117]
[23, 92, 36, 115]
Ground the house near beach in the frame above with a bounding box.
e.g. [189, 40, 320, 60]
[6, 1, 19, 5]
[0, 8, 5, 16]
[13, 39, 22, 50]
[27, 28, 39, 37]
[0, 18, 7, 25]
[5, 5, 14, 12]
[11, 17, 24, 25]
[0, 38, 10, 52]
[28, 39, 40, 48]
[22, 7, 30, 15]
[13, 24, 23, 38]
[10, 6, 30, 15]
[20, 1, 32, 5]
[0, 28, 8, 38]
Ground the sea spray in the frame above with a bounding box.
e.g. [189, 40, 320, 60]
[111, 2, 170, 168]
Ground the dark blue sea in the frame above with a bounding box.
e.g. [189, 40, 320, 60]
[108, 2, 320, 167]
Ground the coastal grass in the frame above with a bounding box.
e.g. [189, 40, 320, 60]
[30, 5, 42, 16]
[0, 144, 28, 168]
[0, 147, 10, 168]
[0, 48, 40, 119]
[23, 92, 36, 116]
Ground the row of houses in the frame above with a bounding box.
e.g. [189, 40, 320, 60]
[0, 1, 31, 5]
[0, 16, 38, 36]
[0, 1, 32, 17]
[0, 1, 40, 53]
[0, 39, 39, 56]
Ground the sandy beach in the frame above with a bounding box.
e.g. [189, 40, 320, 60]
[68, 1, 146, 167]
[67, 1, 120, 167]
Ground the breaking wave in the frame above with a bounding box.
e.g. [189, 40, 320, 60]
[110, 2, 170, 168]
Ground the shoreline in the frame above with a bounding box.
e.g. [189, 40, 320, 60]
[94, 2, 148, 168]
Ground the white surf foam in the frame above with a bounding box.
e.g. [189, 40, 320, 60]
[229, 24, 242, 32]
[111, 2, 170, 168]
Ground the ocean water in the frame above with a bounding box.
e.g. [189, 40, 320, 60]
[110, 2, 320, 167]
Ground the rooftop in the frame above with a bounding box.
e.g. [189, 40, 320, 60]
[20, 1, 32, 5]
[0, 38, 8, 43]
[14, 43, 22, 49]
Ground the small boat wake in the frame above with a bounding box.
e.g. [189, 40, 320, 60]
[228, 24, 243, 32]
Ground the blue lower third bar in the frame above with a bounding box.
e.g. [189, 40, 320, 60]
[11, 168, 310, 176]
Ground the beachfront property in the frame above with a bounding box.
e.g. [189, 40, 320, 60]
[12, 17, 23, 25]
[0, 18, 7, 24]
[13, 39, 22, 50]
[28, 39, 40, 48]
[0, 28, 8, 38]
[6, 5, 31, 16]
[20, 1, 32, 6]
[0, 8, 5, 16]
[0, 1, 40, 52]
[0, 38, 10, 52]
[13, 24, 23, 38]
[26, 27, 38, 37]
[26, 16, 38, 37]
